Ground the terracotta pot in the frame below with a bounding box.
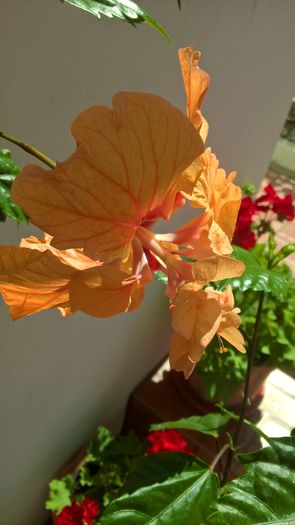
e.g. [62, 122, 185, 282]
[187, 365, 274, 409]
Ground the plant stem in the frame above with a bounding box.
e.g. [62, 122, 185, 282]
[210, 444, 229, 472]
[222, 291, 265, 484]
[0, 131, 56, 169]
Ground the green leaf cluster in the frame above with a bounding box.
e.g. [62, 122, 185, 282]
[208, 436, 295, 524]
[196, 242, 295, 403]
[97, 433, 295, 524]
[46, 426, 145, 514]
[60, 0, 172, 42]
[219, 245, 291, 299]
[0, 149, 27, 223]
[196, 342, 248, 403]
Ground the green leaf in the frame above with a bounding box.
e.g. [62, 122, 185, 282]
[227, 266, 290, 297]
[0, 183, 27, 223]
[0, 148, 27, 223]
[177, 0, 182, 9]
[242, 183, 256, 196]
[154, 270, 168, 285]
[100, 453, 218, 524]
[207, 436, 295, 524]
[60, 0, 172, 42]
[150, 413, 231, 438]
[272, 242, 295, 267]
[220, 245, 291, 297]
[45, 475, 74, 513]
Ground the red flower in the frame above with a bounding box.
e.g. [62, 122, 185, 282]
[255, 184, 294, 221]
[147, 429, 193, 454]
[233, 197, 257, 249]
[55, 497, 99, 525]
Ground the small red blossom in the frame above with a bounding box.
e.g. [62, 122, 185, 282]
[55, 497, 99, 525]
[255, 184, 294, 221]
[147, 429, 193, 454]
[233, 196, 257, 249]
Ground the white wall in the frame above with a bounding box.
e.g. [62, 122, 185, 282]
[1, 1, 295, 524]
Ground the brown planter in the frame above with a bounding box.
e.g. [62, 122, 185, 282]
[187, 365, 274, 409]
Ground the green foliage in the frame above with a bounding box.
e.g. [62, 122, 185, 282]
[242, 183, 256, 196]
[196, 343, 247, 403]
[196, 243, 295, 403]
[0, 149, 27, 223]
[46, 475, 74, 513]
[150, 413, 231, 438]
[207, 436, 295, 524]
[46, 426, 145, 514]
[99, 453, 218, 524]
[219, 245, 291, 299]
[60, 0, 172, 42]
[79, 427, 144, 506]
[271, 242, 295, 267]
[97, 434, 295, 524]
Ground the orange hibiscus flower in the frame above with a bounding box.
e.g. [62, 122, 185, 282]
[0, 93, 204, 319]
[157, 148, 241, 259]
[170, 283, 246, 379]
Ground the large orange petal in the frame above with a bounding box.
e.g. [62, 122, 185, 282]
[69, 266, 143, 317]
[0, 246, 76, 319]
[178, 47, 210, 137]
[208, 220, 233, 256]
[20, 236, 99, 270]
[12, 94, 202, 262]
[171, 285, 222, 341]
[192, 256, 245, 288]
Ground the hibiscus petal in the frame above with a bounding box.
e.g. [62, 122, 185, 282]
[178, 47, 210, 135]
[73, 92, 204, 217]
[171, 285, 222, 342]
[12, 94, 202, 262]
[0, 246, 75, 319]
[169, 332, 196, 379]
[218, 326, 246, 353]
[69, 266, 143, 317]
[193, 256, 245, 287]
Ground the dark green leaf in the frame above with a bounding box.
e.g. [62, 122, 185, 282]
[0, 148, 27, 223]
[220, 245, 291, 297]
[46, 475, 74, 513]
[100, 453, 218, 524]
[207, 436, 295, 524]
[231, 245, 261, 266]
[0, 183, 27, 223]
[225, 266, 290, 297]
[60, 0, 172, 42]
[0, 150, 20, 176]
[150, 413, 231, 438]
[177, 0, 182, 9]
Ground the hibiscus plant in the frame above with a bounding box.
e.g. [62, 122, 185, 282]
[1, 40, 295, 524]
[195, 185, 295, 404]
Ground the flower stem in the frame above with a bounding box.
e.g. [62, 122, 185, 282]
[210, 444, 230, 472]
[0, 131, 56, 169]
[222, 290, 265, 484]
